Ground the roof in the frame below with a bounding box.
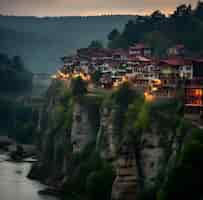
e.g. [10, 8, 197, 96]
[174, 44, 185, 49]
[192, 58, 203, 63]
[128, 55, 152, 62]
[130, 43, 150, 50]
[112, 49, 128, 56]
[160, 57, 192, 66]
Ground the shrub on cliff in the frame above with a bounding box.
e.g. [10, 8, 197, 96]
[157, 128, 203, 200]
[112, 82, 136, 109]
[71, 77, 87, 100]
[86, 163, 115, 200]
[62, 144, 115, 200]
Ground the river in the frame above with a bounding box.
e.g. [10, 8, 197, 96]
[0, 154, 58, 200]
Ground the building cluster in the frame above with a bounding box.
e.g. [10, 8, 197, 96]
[52, 43, 203, 114]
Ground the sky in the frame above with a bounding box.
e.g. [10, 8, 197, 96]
[0, 0, 198, 16]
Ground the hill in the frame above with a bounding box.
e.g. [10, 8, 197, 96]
[0, 15, 134, 73]
[107, 2, 203, 56]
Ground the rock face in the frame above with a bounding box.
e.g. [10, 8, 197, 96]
[112, 140, 139, 200]
[71, 102, 93, 153]
[98, 107, 118, 160]
[30, 81, 193, 200]
[30, 81, 95, 182]
[139, 125, 166, 187]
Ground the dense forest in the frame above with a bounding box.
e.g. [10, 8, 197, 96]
[0, 53, 32, 93]
[0, 97, 37, 144]
[0, 54, 34, 144]
[107, 1, 203, 56]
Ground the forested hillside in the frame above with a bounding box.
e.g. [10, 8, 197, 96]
[108, 2, 203, 56]
[0, 54, 34, 143]
[0, 54, 32, 93]
[0, 15, 133, 73]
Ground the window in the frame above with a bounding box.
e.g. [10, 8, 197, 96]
[186, 66, 191, 70]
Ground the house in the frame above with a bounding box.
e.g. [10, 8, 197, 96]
[168, 44, 186, 56]
[129, 43, 152, 57]
[185, 79, 203, 114]
[127, 56, 158, 89]
[112, 49, 128, 61]
[158, 58, 180, 97]
[192, 59, 203, 79]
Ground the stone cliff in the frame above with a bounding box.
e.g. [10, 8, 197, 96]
[29, 80, 200, 200]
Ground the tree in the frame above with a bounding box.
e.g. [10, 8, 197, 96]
[172, 4, 192, 17]
[88, 40, 103, 48]
[12, 56, 24, 71]
[143, 31, 171, 57]
[86, 165, 115, 200]
[122, 20, 136, 45]
[71, 77, 87, 99]
[0, 54, 32, 92]
[91, 70, 101, 85]
[157, 128, 203, 200]
[108, 29, 120, 41]
[194, 1, 203, 20]
[113, 82, 135, 109]
[151, 10, 166, 21]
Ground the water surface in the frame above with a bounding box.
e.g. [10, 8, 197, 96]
[0, 154, 57, 200]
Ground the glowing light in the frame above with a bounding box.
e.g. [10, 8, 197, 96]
[113, 76, 129, 88]
[144, 92, 155, 102]
[151, 87, 158, 92]
[195, 89, 203, 97]
[51, 74, 58, 79]
[113, 80, 120, 87]
[152, 79, 161, 86]
[51, 69, 91, 82]
[72, 72, 91, 81]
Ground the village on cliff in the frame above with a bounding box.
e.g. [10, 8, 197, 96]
[52, 43, 203, 119]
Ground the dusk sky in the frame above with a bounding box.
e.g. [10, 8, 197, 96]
[0, 0, 198, 16]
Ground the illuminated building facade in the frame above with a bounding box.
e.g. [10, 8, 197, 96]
[185, 79, 203, 113]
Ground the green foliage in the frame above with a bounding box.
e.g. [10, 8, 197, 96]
[107, 28, 128, 49]
[63, 145, 115, 200]
[91, 70, 101, 85]
[58, 89, 73, 132]
[88, 40, 103, 48]
[140, 185, 157, 200]
[194, 1, 203, 20]
[143, 31, 171, 57]
[108, 2, 203, 54]
[86, 164, 115, 200]
[71, 77, 87, 99]
[0, 97, 36, 144]
[84, 95, 103, 137]
[134, 102, 150, 131]
[108, 28, 120, 41]
[157, 128, 203, 200]
[0, 53, 32, 93]
[112, 82, 136, 109]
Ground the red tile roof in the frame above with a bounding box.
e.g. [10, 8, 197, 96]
[160, 57, 192, 66]
[130, 43, 150, 50]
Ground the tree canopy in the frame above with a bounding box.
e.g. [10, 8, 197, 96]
[107, 2, 203, 55]
[71, 77, 87, 99]
[0, 53, 32, 93]
[88, 40, 103, 49]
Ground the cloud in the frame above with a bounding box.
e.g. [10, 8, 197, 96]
[0, 0, 197, 16]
